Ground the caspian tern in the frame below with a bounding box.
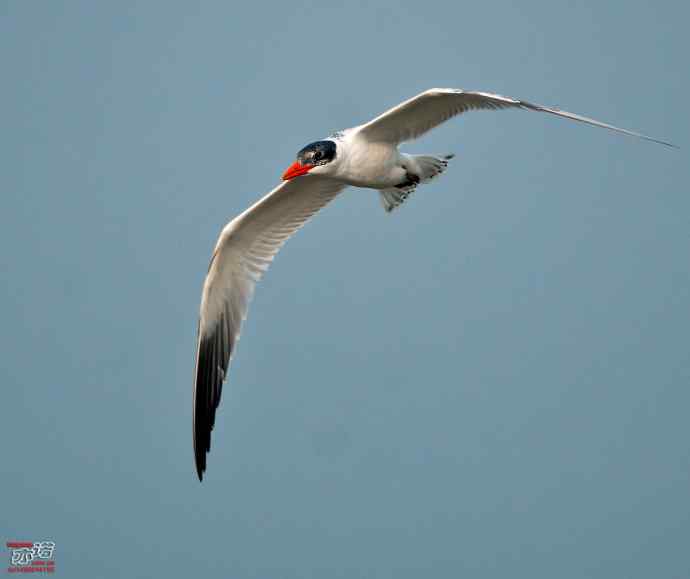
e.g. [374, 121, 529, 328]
[193, 87, 672, 480]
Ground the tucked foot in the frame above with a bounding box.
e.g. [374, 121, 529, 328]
[394, 171, 420, 190]
[378, 154, 454, 213]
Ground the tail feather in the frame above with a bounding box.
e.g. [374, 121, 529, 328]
[379, 187, 411, 213]
[413, 154, 454, 183]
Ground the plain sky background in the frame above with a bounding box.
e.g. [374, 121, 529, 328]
[1, 1, 688, 577]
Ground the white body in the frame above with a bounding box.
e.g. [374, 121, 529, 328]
[322, 129, 410, 189]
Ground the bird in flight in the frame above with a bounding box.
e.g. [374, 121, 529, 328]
[193, 87, 673, 480]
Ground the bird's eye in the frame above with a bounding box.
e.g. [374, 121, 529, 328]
[313, 151, 322, 161]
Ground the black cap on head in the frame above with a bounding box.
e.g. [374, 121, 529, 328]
[296, 140, 337, 165]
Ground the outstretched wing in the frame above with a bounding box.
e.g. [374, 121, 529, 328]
[357, 88, 674, 147]
[193, 175, 347, 480]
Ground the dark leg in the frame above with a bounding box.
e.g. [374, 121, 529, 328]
[394, 171, 420, 189]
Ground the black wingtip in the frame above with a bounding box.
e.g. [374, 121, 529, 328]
[193, 315, 234, 484]
[641, 135, 678, 149]
[194, 418, 210, 482]
[194, 442, 206, 481]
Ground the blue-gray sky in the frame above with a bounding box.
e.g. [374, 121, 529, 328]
[2, 1, 688, 577]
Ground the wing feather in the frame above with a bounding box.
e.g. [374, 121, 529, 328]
[193, 176, 347, 480]
[357, 88, 674, 147]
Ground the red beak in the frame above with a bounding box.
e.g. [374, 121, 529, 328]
[282, 161, 313, 180]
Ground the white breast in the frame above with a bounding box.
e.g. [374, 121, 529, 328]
[335, 131, 404, 189]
